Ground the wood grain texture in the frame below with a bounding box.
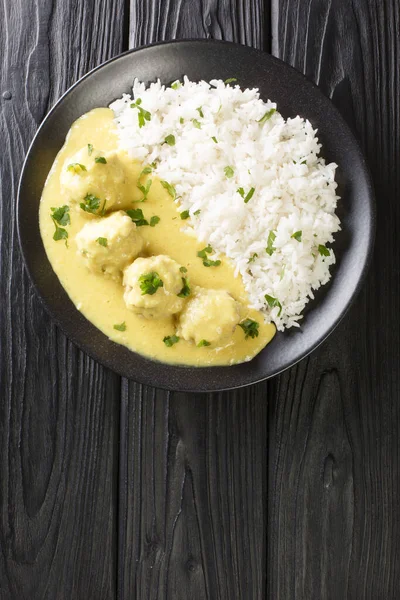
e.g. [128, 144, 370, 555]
[120, 4, 270, 599]
[269, 1, 400, 598]
[0, 1, 126, 598]
[119, 382, 268, 600]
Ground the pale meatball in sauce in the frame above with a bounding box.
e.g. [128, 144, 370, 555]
[75, 210, 143, 281]
[123, 255, 187, 319]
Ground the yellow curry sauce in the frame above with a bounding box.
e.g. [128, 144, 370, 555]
[39, 108, 275, 366]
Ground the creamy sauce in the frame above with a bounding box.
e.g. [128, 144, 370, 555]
[39, 108, 275, 366]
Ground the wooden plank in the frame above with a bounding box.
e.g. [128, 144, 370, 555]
[0, 1, 125, 598]
[269, 1, 400, 598]
[120, 2, 269, 598]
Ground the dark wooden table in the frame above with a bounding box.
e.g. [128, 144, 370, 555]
[1, 1, 399, 598]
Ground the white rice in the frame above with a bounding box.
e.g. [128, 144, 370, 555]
[110, 77, 340, 330]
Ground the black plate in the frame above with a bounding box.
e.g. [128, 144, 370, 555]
[18, 40, 375, 392]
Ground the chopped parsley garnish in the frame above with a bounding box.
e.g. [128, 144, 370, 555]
[224, 165, 234, 178]
[126, 208, 149, 227]
[266, 230, 276, 256]
[193, 209, 201, 215]
[139, 271, 164, 295]
[136, 166, 152, 201]
[179, 117, 184, 124]
[150, 215, 160, 227]
[239, 318, 259, 339]
[258, 108, 276, 124]
[291, 231, 302, 242]
[197, 245, 220, 266]
[95, 156, 107, 164]
[160, 180, 176, 199]
[265, 294, 282, 316]
[164, 134, 176, 146]
[87, 144, 93, 156]
[197, 339, 211, 347]
[300, 159, 307, 165]
[248, 253, 258, 263]
[51, 205, 70, 226]
[178, 277, 190, 298]
[197, 245, 213, 259]
[163, 335, 180, 347]
[237, 186, 255, 203]
[318, 244, 330, 257]
[224, 77, 237, 84]
[130, 98, 152, 128]
[196, 106, 204, 118]
[180, 210, 190, 220]
[179, 266, 187, 273]
[211, 136, 218, 143]
[50, 205, 70, 245]
[192, 118, 201, 129]
[67, 162, 87, 173]
[202, 258, 221, 267]
[96, 237, 108, 247]
[171, 80, 181, 90]
[113, 322, 126, 332]
[80, 194, 103, 215]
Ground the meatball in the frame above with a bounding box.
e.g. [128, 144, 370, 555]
[75, 211, 143, 281]
[60, 147, 126, 214]
[177, 287, 240, 347]
[123, 255, 186, 319]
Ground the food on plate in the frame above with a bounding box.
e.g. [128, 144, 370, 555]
[75, 210, 143, 281]
[177, 287, 240, 347]
[123, 255, 186, 318]
[39, 77, 340, 367]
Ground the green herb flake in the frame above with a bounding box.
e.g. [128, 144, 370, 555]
[318, 244, 330, 257]
[258, 108, 276, 124]
[178, 277, 191, 298]
[160, 180, 176, 199]
[243, 188, 256, 204]
[202, 258, 221, 267]
[150, 215, 160, 227]
[137, 179, 152, 202]
[291, 230, 302, 242]
[139, 271, 164, 296]
[196, 106, 204, 118]
[130, 98, 152, 128]
[224, 165, 234, 178]
[52, 224, 68, 244]
[197, 339, 211, 347]
[87, 143, 93, 156]
[180, 210, 190, 220]
[179, 117, 184, 124]
[126, 208, 149, 227]
[113, 322, 126, 332]
[224, 78, 237, 84]
[192, 118, 202, 129]
[164, 134, 176, 146]
[95, 156, 107, 164]
[193, 209, 201, 216]
[266, 230, 276, 256]
[51, 205, 70, 226]
[265, 294, 282, 316]
[171, 81, 181, 90]
[211, 136, 218, 143]
[67, 162, 87, 173]
[96, 237, 108, 247]
[197, 245, 213, 259]
[239, 318, 259, 339]
[248, 253, 258, 264]
[179, 266, 187, 273]
[80, 193, 102, 215]
[163, 335, 180, 347]
[139, 166, 152, 177]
